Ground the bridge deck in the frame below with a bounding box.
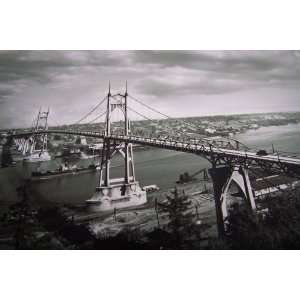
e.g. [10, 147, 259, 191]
[11, 129, 300, 168]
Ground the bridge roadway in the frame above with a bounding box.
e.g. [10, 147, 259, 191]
[12, 129, 300, 170]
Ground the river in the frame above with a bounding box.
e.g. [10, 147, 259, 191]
[1, 123, 300, 209]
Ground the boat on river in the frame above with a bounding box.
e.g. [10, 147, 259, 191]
[142, 184, 160, 193]
[31, 164, 100, 181]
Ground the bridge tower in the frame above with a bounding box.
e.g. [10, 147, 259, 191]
[86, 83, 147, 210]
[23, 108, 51, 162]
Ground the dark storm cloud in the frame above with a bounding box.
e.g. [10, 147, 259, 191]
[1, 50, 300, 99]
[132, 50, 300, 75]
[0, 85, 14, 97]
[1, 50, 300, 128]
[0, 50, 131, 112]
[0, 50, 128, 85]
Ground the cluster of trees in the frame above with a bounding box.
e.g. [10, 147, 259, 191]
[224, 190, 300, 249]
[0, 185, 205, 249]
[2, 182, 300, 250]
[1, 137, 13, 167]
[0, 183, 95, 249]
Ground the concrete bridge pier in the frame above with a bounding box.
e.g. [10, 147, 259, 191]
[209, 165, 257, 238]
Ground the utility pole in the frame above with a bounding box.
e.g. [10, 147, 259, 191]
[154, 198, 160, 228]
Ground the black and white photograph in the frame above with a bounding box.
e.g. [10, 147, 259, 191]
[1, 1, 300, 299]
[2, 50, 300, 250]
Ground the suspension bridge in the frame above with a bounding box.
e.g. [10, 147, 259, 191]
[9, 83, 300, 236]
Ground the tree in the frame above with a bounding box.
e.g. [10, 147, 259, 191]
[159, 188, 193, 248]
[1, 182, 38, 249]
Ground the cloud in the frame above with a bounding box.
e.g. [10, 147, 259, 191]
[1, 50, 300, 129]
[131, 51, 300, 96]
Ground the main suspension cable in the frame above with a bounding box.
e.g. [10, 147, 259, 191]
[74, 95, 107, 124]
[87, 110, 108, 124]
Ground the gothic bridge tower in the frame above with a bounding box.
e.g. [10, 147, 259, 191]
[86, 83, 147, 210]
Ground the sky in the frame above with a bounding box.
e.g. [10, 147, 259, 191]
[1, 50, 300, 129]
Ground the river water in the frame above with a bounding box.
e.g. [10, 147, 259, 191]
[1, 123, 300, 209]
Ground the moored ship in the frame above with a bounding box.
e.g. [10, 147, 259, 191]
[31, 163, 100, 181]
